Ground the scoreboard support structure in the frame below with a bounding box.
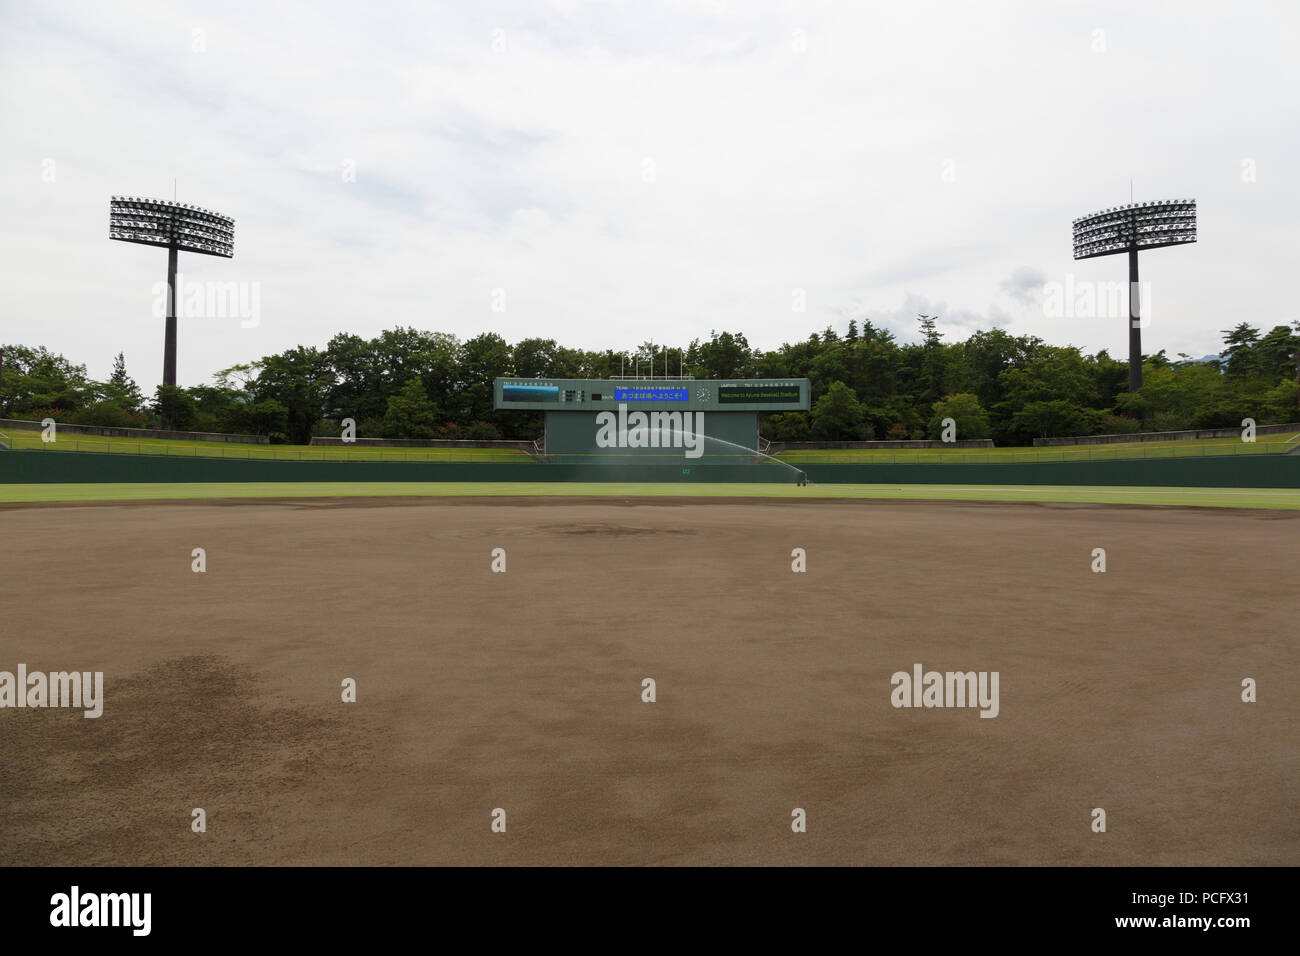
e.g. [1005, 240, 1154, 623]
[494, 377, 811, 467]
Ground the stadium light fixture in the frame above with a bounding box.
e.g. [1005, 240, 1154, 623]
[109, 195, 235, 388]
[1072, 198, 1197, 392]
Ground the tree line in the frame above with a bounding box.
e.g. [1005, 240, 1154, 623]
[2, 317, 1296, 446]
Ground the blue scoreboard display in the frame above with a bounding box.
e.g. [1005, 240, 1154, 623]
[501, 383, 559, 403]
[613, 387, 689, 402]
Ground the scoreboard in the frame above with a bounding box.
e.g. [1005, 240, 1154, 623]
[495, 378, 810, 413]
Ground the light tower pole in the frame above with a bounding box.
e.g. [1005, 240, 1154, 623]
[1127, 242, 1141, 392]
[164, 244, 179, 387]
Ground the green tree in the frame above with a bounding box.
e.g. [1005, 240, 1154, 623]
[382, 377, 438, 439]
[10, 315, 1291, 447]
[459, 332, 513, 426]
[915, 315, 956, 410]
[810, 381, 865, 439]
[1253, 325, 1300, 382]
[214, 362, 261, 393]
[995, 345, 1100, 442]
[324, 332, 385, 423]
[103, 352, 144, 411]
[999, 346, 1097, 408]
[69, 400, 146, 428]
[512, 338, 560, 378]
[1219, 323, 1260, 379]
[1259, 379, 1299, 423]
[763, 412, 812, 441]
[1114, 362, 1226, 429]
[808, 346, 849, 398]
[847, 336, 901, 407]
[693, 331, 753, 379]
[253, 346, 330, 443]
[0, 344, 91, 416]
[224, 399, 289, 437]
[466, 420, 502, 441]
[929, 393, 991, 440]
[1086, 348, 1129, 412]
[1010, 399, 1096, 439]
[153, 385, 198, 430]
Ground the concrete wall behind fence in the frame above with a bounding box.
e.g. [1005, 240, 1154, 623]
[309, 436, 534, 450]
[3, 448, 1297, 488]
[1033, 422, 1300, 446]
[772, 439, 995, 451]
[0, 418, 269, 444]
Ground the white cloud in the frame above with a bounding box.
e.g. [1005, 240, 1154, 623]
[1000, 267, 1047, 306]
[1, 0, 1297, 390]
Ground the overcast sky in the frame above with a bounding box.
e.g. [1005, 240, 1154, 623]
[2, 0, 1297, 391]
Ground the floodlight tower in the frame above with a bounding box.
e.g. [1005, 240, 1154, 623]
[1071, 198, 1196, 392]
[109, 196, 235, 387]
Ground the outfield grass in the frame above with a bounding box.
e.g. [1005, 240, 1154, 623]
[0, 427, 533, 462]
[2, 481, 1298, 509]
[3, 424, 1295, 465]
[776, 431, 1300, 464]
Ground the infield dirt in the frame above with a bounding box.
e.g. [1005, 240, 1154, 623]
[1, 497, 1295, 865]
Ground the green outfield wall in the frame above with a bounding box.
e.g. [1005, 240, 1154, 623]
[0, 450, 793, 484]
[803, 455, 1299, 487]
[2, 449, 1297, 487]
